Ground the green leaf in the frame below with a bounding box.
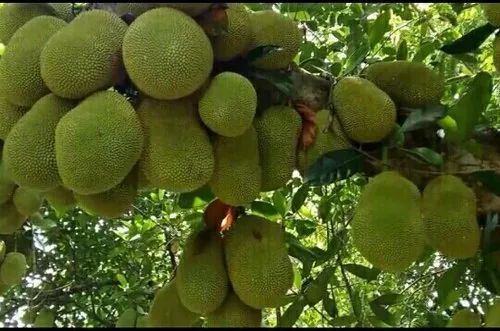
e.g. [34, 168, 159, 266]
[342, 40, 369, 76]
[177, 185, 214, 209]
[471, 170, 500, 196]
[436, 262, 466, 306]
[369, 10, 391, 48]
[369, 302, 397, 326]
[402, 147, 444, 166]
[292, 185, 309, 213]
[246, 45, 284, 63]
[351, 289, 363, 320]
[272, 191, 288, 217]
[323, 296, 338, 318]
[304, 149, 366, 187]
[251, 201, 280, 220]
[440, 23, 497, 54]
[343, 264, 380, 281]
[401, 104, 447, 132]
[279, 297, 306, 327]
[330, 315, 357, 326]
[371, 293, 403, 306]
[304, 266, 335, 305]
[396, 40, 408, 60]
[412, 41, 436, 62]
[292, 219, 317, 237]
[251, 70, 293, 96]
[116, 273, 128, 288]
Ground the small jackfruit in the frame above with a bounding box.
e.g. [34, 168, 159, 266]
[364, 60, 445, 108]
[1, 15, 67, 107]
[422, 175, 480, 259]
[55, 91, 144, 195]
[485, 300, 500, 327]
[0, 252, 26, 286]
[176, 229, 229, 314]
[248, 10, 303, 70]
[0, 97, 28, 140]
[123, 7, 213, 100]
[333, 77, 396, 143]
[224, 215, 294, 309]
[3, 94, 76, 191]
[116, 308, 137, 327]
[0, 3, 55, 44]
[199, 72, 257, 137]
[13, 187, 42, 216]
[49, 3, 75, 22]
[209, 126, 262, 206]
[255, 105, 302, 191]
[0, 202, 26, 235]
[148, 278, 200, 327]
[33, 309, 55, 328]
[43, 186, 76, 215]
[351, 171, 425, 272]
[137, 97, 214, 193]
[41, 10, 128, 99]
[482, 3, 500, 26]
[212, 4, 252, 61]
[447, 309, 481, 327]
[206, 291, 262, 327]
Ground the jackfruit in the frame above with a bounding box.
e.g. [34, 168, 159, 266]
[3, 94, 76, 191]
[34, 309, 55, 328]
[135, 315, 149, 327]
[43, 186, 75, 215]
[148, 278, 200, 327]
[0, 241, 5, 263]
[482, 3, 500, 26]
[212, 4, 252, 61]
[0, 181, 15, 205]
[0, 202, 26, 235]
[0, 97, 28, 140]
[1, 15, 67, 107]
[55, 91, 144, 195]
[49, 3, 75, 22]
[199, 72, 257, 137]
[176, 229, 229, 314]
[485, 300, 500, 327]
[13, 187, 42, 216]
[364, 61, 445, 108]
[0, 3, 55, 44]
[137, 97, 214, 193]
[0, 252, 26, 286]
[123, 7, 213, 100]
[224, 215, 294, 309]
[447, 309, 481, 327]
[333, 77, 396, 143]
[494, 36, 500, 73]
[351, 171, 425, 272]
[74, 168, 137, 219]
[206, 291, 262, 327]
[0, 281, 10, 295]
[155, 3, 212, 17]
[248, 10, 303, 70]
[422, 175, 480, 259]
[209, 126, 262, 206]
[116, 308, 137, 327]
[255, 105, 302, 191]
[41, 9, 128, 99]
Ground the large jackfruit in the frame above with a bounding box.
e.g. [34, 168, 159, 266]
[199, 72, 257, 137]
[137, 97, 214, 193]
[123, 7, 213, 100]
[116, 308, 137, 327]
[34, 309, 55, 328]
[206, 291, 262, 327]
[0, 97, 28, 140]
[209, 126, 262, 206]
[49, 3, 75, 22]
[0, 3, 55, 44]
[148, 278, 200, 327]
[364, 61, 445, 108]
[41, 10, 128, 99]
[494, 36, 500, 73]
[3, 94, 76, 191]
[74, 168, 137, 219]
[0, 201, 26, 235]
[0, 252, 26, 286]
[176, 229, 229, 314]
[485, 300, 500, 327]
[447, 309, 481, 327]
[333, 77, 396, 143]
[248, 10, 303, 70]
[55, 91, 144, 195]
[13, 187, 42, 216]
[255, 105, 302, 191]
[422, 175, 480, 259]
[212, 4, 252, 61]
[43, 186, 76, 215]
[224, 215, 294, 309]
[1, 15, 66, 107]
[482, 3, 500, 26]
[351, 171, 425, 272]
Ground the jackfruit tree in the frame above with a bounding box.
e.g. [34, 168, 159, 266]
[0, 2, 498, 329]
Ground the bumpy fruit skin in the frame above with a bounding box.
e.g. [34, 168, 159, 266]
[41, 10, 128, 99]
[212, 4, 252, 61]
[494, 36, 500, 73]
[137, 97, 214, 193]
[155, 3, 211, 16]
[43, 186, 76, 215]
[351, 171, 425, 273]
[206, 291, 262, 327]
[482, 3, 500, 26]
[447, 309, 481, 327]
[248, 10, 303, 70]
[49, 3, 75, 22]
[422, 175, 480, 259]
[364, 60, 445, 108]
[148, 279, 200, 327]
[176, 229, 229, 314]
[485, 300, 500, 327]
[55, 91, 144, 195]
[224, 215, 294, 309]
[123, 7, 213, 100]
[116, 308, 137, 327]
[3, 94, 76, 191]
[0, 3, 55, 44]
[0, 202, 26, 235]
[13, 187, 42, 216]
[0, 252, 26, 286]
[209, 126, 262, 206]
[255, 105, 302, 191]
[333, 77, 396, 143]
[1, 15, 66, 107]
[0, 98, 28, 140]
[199, 72, 257, 137]
[34, 309, 55, 327]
